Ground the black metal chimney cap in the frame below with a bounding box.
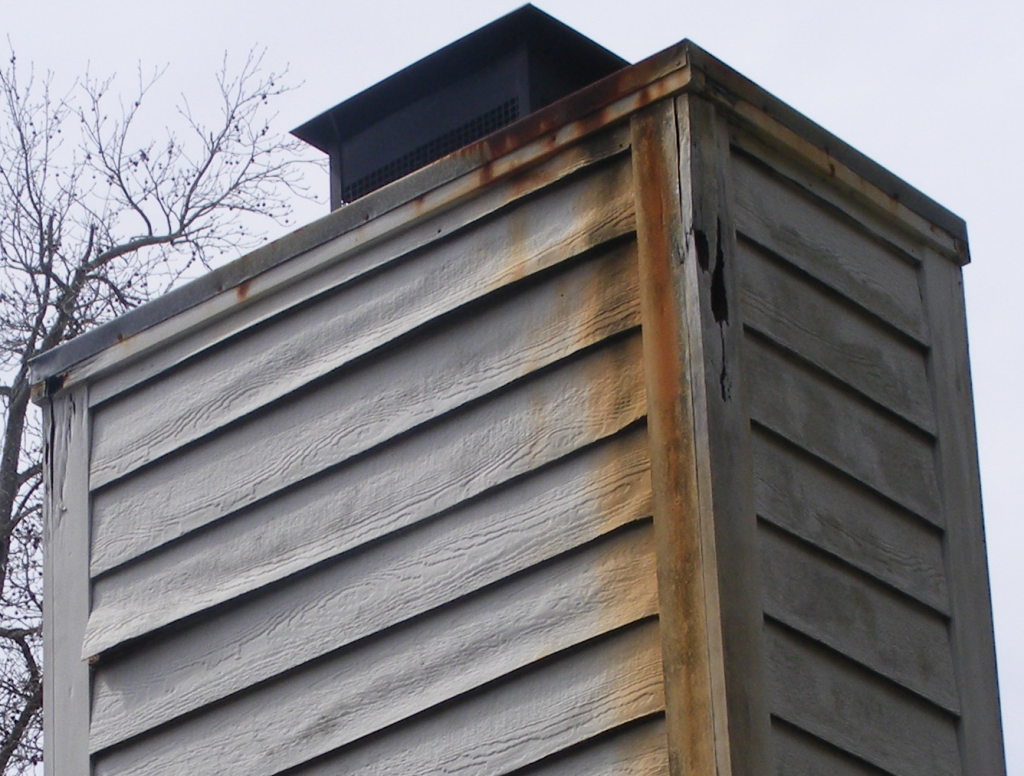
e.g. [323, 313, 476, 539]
[293, 5, 628, 153]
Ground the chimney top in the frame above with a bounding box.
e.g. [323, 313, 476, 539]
[293, 5, 627, 207]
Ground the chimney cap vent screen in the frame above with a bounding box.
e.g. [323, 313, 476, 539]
[293, 5, 628, 207]
[340, 98, 521, 203]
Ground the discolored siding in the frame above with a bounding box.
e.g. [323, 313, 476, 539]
[38, 36, 1003, 776]
[729, 128, 1002, 774]
[56, 126, 675, 776]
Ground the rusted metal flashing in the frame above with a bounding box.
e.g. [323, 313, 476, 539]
[685, 45, 969, 258]
[28, 45, 693, 394]
[30, 36, 968, 392]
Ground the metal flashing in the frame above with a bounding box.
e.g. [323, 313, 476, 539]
[29, 37, 969, 391]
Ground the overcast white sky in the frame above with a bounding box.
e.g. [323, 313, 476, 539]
[6, 0, 1022, 769]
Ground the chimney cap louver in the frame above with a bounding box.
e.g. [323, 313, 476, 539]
[292, 4, 628, 206]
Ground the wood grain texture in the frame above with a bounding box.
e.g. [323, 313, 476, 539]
[765, 622, 961, 776]
[90, 426, 652, 744]
[751, 429, 949, 613]
[42, 387, 90, 776]
[631, 98, 720, 776]
[745, 334, 940, 521]
[89, 154, 636, 489]
[632, 95, 771, 776]
[263, 620, 663, 776]
[87, 417, 650, 663]
[90, 241, 639, 557]
[920, 250, 1007, 773]
[90, 523, 660, 772]
[728, 126, 960, 265]
[512, 717, 669, 776]
[770, 719, 892, 776]
[88, 327, 647, 581]
[731, 149, 928, 344]
[75, 123, 635, 397]
[737, 237, 935, 434]
[673, 94, 774, 775]
[759, 524, 958, 711]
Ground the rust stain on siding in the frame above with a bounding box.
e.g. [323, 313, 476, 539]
[434, 48, 690, 201]
[631, 101, 724, 776]
[513, 136, 660, 744]
[235, 279, 252, 301]
[465, 46, 686, 167]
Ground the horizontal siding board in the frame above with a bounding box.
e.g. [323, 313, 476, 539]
[90, 426, 652, 743]
[90, 523, 660, 770]
[730, 149, 928, 344]
[737, 238, 934, 434]
[88, 328, 647, 581]
[89, 235, 638, 571]
[87, 420, 650, 663]
[83, 125, 633, 403]
[771, 719, 893, 776]
[728, 128, 958, 264]
[89, 153, 636, 489]
[513, 717, 668, 776]
[255, 620, 662, 776]
[90, 241, 638, 549]
[759, 524, 958, 711]
[765, 623, 961, 776]
[751, 429, 949, 613]
[745, 335, 941, 521]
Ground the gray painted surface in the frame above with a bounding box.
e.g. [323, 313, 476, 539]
[27, 39, 971, 390]
[56, 124, 666, 775]
[42, 386, 90, 776]
[765, 623, 961, 776]
[41, 40, 1002, 776]
[730, 129, 1003, 774]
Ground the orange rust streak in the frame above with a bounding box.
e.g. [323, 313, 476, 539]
[631, 103, 718, 776]
[579, 254, 664, 747]
[235, 279, 252, 301]
[438, 44, 691, 201]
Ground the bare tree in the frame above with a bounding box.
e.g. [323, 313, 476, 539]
[0, 47, 314, 773]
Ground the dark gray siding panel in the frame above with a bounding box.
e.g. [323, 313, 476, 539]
[729, 135, 993, 774]
[760, 524, 957, 711]
[745, 335, 940, 521]
[731, 149, 928, 344]
[765, 623, 961, 776]
[737, 237, 935, 434]
[771, 718, 908, 776]
[920, 251, 1006, 772]
[751, 429, 949, 613]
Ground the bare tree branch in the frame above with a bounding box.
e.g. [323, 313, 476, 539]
[0, 44, 320, 773]
[0, 631, 40, 774]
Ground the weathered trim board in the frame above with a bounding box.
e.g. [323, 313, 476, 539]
[39, 34, 1003, 776]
